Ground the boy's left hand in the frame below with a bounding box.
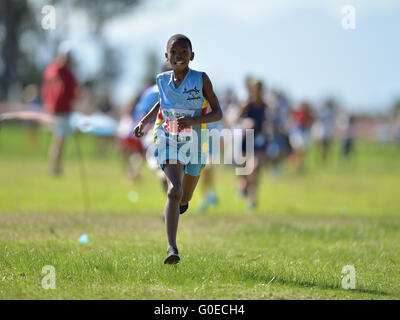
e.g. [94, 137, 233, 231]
[176, 116, 193, 131]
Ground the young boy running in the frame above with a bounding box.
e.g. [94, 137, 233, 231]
[133, 34, 223, 264]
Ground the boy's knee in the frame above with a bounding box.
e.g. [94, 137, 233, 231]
[168, 185, 183, 202]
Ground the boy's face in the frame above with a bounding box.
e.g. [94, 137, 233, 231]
[165, 40, 194, 72]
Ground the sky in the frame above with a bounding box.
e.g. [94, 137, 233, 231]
[64, 0, 400, 114]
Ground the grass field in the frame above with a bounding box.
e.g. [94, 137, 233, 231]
[0, 124, 399, 299]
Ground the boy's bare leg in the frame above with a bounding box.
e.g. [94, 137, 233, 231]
[181, 173, 201, 205]
[163, 162, 184, 251]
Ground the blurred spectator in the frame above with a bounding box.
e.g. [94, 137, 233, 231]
[342, 114, 356, 157]
[221, 88, 240, 129]
[118, 85, 156, 181]
[198, 104, 224, 213]
[96, 92, 116, 157]
[289, 101, 314, 172]
[315, 99, 336, 163]
[376, 118, 392, 146]
[42, 43, 79, 175]
[237, 75, 256, 104]
[394, 112, 400, 146]
[97, 92, 114, 115]
[197, 89, 237, 213]
[220, 88, 237, 113]
[269, 90, 291, 134]
[117, 63, 170, 184]
[267, 90, 292, 177]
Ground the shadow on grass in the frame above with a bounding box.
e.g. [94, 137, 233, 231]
[242, 270, 389, 297]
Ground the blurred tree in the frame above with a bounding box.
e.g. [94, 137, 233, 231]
[0, 0, 30, 100]
[48, 0, 142, 92]
[0, 0, 142, 101]
[70, 0, 140, 33]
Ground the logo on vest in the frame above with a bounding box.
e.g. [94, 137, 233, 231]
[183, 86, 201, 101]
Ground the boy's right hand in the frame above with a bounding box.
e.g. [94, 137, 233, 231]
[133, 122, 144, 138]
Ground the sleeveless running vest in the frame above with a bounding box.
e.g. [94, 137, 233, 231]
[154, 68, 208, 144]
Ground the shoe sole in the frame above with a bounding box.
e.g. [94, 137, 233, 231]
[164, 254, 180, 265]
[179, 204, 189, 215]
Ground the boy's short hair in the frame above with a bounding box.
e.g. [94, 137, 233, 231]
[167, 34, 192, 52]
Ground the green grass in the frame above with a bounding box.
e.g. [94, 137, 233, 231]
[0, 124, 399, 299]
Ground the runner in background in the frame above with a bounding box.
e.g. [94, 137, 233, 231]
[237, 79, 269, 211]
[266, 90, 292, 178]
[317, 99, 336, 164]
[118, 64, 171, 190]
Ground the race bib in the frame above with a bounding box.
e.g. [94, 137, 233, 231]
[162, 108, 195, 143]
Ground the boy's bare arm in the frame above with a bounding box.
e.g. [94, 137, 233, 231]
[201, 72, 223, 123]
[133, 101, 160, 137]
[142, 100, 161, 125]
[177, 73, 223, 130]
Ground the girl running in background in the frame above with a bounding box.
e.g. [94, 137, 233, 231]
[133, 34, 223, 264]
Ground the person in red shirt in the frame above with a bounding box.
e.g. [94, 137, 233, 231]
[291, 102, 313, 131]
[42, 44, 78, 175]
